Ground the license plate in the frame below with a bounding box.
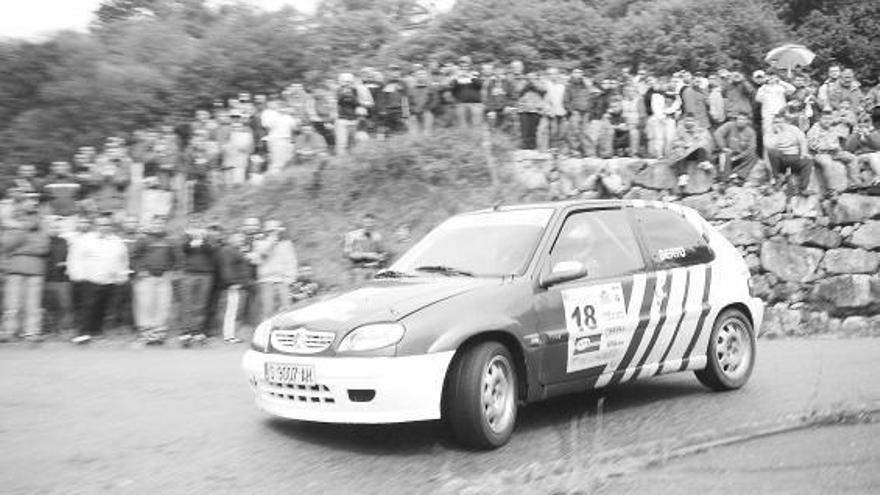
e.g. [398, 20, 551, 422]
[265, 363, 316, 386]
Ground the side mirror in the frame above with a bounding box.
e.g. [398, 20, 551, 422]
[540, 261, 587, 288]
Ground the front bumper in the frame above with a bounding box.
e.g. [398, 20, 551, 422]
[242, 349, 455, 424]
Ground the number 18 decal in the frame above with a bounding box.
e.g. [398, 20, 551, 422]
[562, 283, 628, 373]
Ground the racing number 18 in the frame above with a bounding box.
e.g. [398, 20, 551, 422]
[570, 304, 597, 330]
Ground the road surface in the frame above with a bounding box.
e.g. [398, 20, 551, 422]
[1, 338, 879, 494]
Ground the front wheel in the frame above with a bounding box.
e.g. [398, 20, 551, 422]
[695, 308, 756, 391]
[444, 341, 518, 450]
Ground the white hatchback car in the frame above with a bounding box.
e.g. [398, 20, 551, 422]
[243, 200, 764, 449]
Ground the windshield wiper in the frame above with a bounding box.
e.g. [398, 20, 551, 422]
[414, 265, 475, 277]
[374, 269, 414, 279]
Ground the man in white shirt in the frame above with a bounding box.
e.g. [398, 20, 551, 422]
[262, 101, 297, 175]
[755, 72, 795, 138]
[67, 214, 130, 343]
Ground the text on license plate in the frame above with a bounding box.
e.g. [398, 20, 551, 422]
[265, 363, 316, 385]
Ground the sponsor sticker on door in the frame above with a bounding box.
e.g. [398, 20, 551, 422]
[562, 282, 628, 373]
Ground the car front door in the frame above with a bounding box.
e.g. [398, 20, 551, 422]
[532, 207, 651, 387]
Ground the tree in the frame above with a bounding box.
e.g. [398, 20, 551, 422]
[793, 1, 880, 79]
[390, 0, 611, 70]
[604, 0, 790, 74]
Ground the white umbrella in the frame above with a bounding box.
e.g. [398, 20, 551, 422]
[765, 44, 815, 72]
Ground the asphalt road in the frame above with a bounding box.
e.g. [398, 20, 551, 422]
[1, 338, 879, 495]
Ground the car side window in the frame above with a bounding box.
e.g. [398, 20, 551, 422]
[549, 209, 645, 279]
[634, 207, 714, 269]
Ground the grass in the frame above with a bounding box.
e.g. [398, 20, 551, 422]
[197, 128, 533, 289]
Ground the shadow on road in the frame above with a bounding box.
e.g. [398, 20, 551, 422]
[262, 376, 707, 454]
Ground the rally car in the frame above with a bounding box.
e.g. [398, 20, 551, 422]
[243, 200, 763, 449]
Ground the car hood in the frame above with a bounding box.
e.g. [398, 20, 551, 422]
[270, 277, 497, 331]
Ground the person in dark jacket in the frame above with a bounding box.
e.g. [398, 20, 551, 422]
[564, 69, 595, 157]
[219, 232, 253, 343]
[130, 215, 179, 343]
[408, 68, 441, 135]
[451, 56, 484, 128]
[1, 207, 49, 341]
[482, 64, 514, 132]
[378, 64, 409, 137]
[518, 72, 547, 150]
[44, 217, 74, 334]
[178, 224, 220, 344]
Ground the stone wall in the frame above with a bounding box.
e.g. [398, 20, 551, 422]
[510, 151, 880, 338]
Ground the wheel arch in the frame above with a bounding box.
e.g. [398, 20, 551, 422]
[440, 330, 530, 411]
[718, 302, 754, 328]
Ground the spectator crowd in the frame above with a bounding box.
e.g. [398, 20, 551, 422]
[2, 53, 880, 344]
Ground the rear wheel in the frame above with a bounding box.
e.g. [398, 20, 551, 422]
[695, 308, 755, 391]
[444, 341, 518, 450]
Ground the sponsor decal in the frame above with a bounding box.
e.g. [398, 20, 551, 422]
[562, 282, 628, 373]
[657, 246, 686, 262]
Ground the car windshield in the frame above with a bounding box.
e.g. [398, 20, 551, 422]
[390, 208, 554, 277]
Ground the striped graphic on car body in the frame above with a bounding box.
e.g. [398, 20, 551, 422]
[654, 267, 692, 375]
[604, 272, 658, 386]
[623, 269, 674, 382]
[679, 265, 714, 371]
[594, 272, 648, 388]
[636, 266, 690, 378]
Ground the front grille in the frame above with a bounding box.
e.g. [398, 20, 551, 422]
[264, 382, 336, 404]
[270, 328, 335, 354]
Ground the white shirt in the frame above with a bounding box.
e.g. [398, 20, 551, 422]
[67, 232, 130, 284]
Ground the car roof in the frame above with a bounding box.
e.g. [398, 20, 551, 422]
[464, 199, 675, 215]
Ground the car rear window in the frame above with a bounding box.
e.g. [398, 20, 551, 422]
[633, 207, 714, 269]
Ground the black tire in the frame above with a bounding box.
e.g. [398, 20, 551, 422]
[695, 308, 756, 391]
[444, 341, 518, 450]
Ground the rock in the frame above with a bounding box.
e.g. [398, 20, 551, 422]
[828, 194, 880, 225]
[745, 253, 761, 272]
[622, 186, 662, 201]
[779, 218, 812, 236]
[684, 164, 715, 195]
[749, 273, 776, 301]
[718, 220, 764, 246]
[790, 227, 842, 249]
[810, 158, 850, 193]
[631, 161, 677, 190]
[512, 149, 552, 162]
[760, 240, 824, 282]
[811, 274, 880, 312]
[801, 311, 840, 335]
[850, 221, 880, 250]
[679, 193, 719, 219]
[821, 248, 880, 274]
[789, 194, 823, 218]
[754, 191, 787, 220]
[839, 316, 873, 337]
[715, 187, 759, 220]
[760, 303, 804, 338]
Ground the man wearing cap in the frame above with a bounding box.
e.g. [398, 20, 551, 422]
[253, 220, 298, 320]
[451, 56, 484, 128]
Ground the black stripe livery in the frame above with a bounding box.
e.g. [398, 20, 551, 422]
[679, 266, 713, 370]
[608, 274, 657, 386]
[655, 268, 691, 375]
[634, 271, 674, 378]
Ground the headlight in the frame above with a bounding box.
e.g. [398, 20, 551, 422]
[252, 319, 273, 351]
[337, 323, 405, 352]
